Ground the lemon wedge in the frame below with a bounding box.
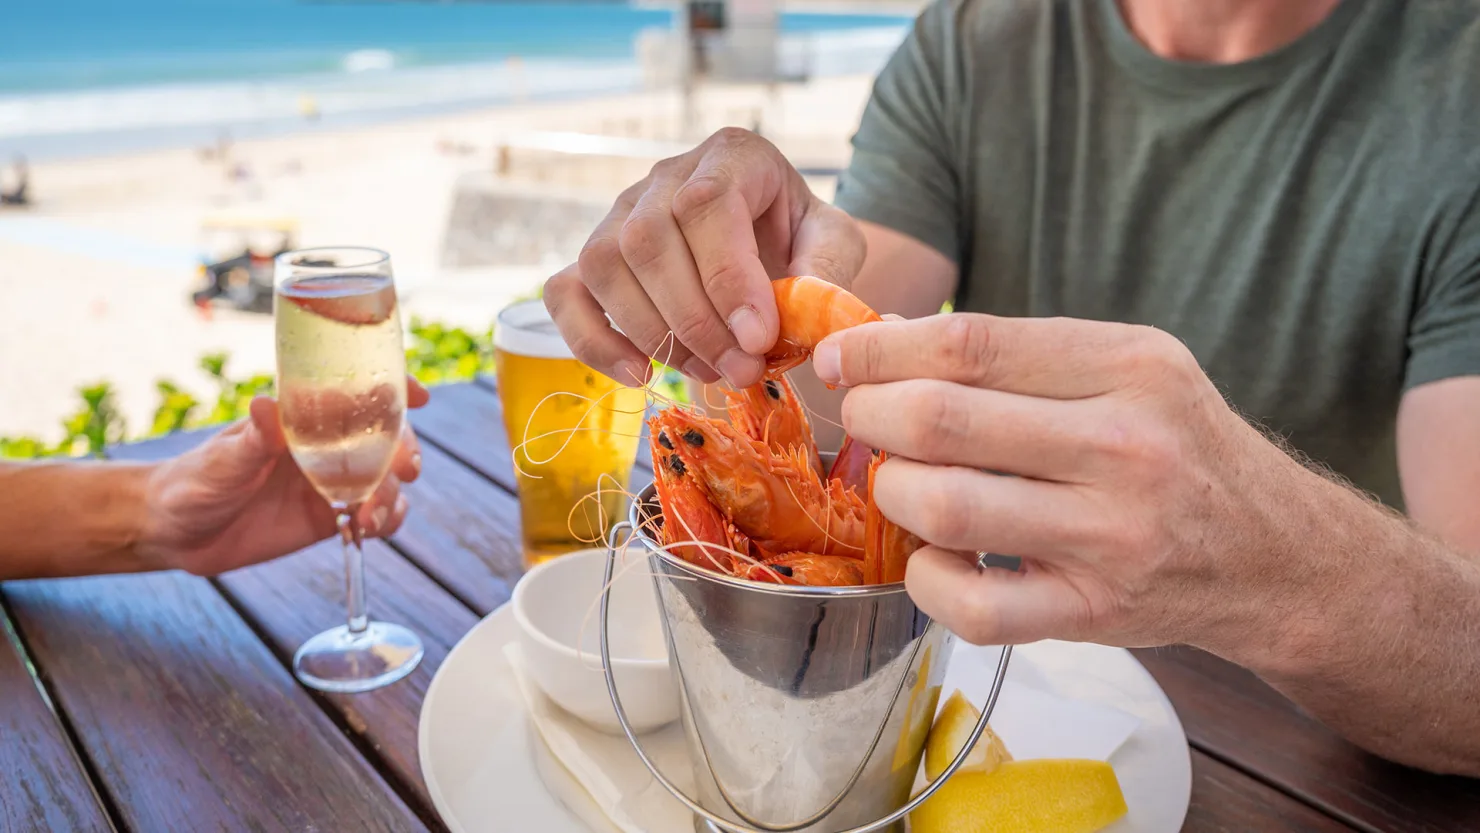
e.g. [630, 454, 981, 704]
[911, 759, 1129, 833]
[924, 690, 1013, 782]
[891, 645, 942, 772]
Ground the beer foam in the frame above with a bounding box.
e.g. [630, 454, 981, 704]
[495, 299, 575, 359]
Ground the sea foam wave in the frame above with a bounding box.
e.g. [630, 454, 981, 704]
[0, 27, 907, 144]
[0, 57, 641, 139]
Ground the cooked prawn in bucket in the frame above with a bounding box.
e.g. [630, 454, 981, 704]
[646, 276, 922, 587]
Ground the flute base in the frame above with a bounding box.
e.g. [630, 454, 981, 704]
[294, 621, 424, 693]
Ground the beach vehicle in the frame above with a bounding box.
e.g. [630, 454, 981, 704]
[190, 214, 300, 314]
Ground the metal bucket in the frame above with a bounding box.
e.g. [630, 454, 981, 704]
[599, 473, 1012, 833]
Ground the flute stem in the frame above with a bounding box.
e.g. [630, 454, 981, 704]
[336, 506, 369, 636]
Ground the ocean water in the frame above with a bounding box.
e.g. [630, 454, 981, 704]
[0, 1, 911, 159]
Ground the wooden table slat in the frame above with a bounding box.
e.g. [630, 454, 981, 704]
[1134, 646, 1480, 833]
[1185, 750, 1357, 832]
[214, 538, 481, 818]
[3, 572, 428, 833]
[389, 440, 525, 615]
[409, 381, 519, 491]
[110, 427, 486, 824]
[0, 607, 114, 833]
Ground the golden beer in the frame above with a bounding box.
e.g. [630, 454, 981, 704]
[494, 300, 646, 568]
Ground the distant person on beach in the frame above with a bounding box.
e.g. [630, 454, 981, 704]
[298, 93, 320, 121]
[546, 0, 1480, 776]
[1, 156, 29, 206]
[0, 380, 428, 580]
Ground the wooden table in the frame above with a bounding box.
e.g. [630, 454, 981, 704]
[3, 379, 1477, 832]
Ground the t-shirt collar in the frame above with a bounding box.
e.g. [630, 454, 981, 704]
[1090, 0, 1368, 94]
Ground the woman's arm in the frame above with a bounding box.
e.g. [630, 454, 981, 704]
[1, 381, 428, 581]
[0, 460, 155, 578]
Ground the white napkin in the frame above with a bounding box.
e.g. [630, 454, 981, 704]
[506, 642, 694, 833]
[507, 640, 1142, 833]
[940, 643, 1142, 764]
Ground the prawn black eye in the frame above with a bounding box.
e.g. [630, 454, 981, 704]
[763, 380, 782, 400]
[667, 454, 688, 476]
[658, 431, 674, 450]
[771, 564, 794, 577]
[682, 429, 704, 447]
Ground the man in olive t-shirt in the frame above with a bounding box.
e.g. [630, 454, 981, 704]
[835, 0, 1480, 510]
[544, 0, 1480, 776]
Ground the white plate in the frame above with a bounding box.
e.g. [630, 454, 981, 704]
[420, 605, 1192, 833]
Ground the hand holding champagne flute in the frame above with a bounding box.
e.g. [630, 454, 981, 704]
[275, 246, 423, 693]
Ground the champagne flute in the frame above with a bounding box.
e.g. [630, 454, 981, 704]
[274, 246, 423, 693]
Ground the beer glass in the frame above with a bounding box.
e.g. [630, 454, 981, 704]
[494, 299, 646, 568]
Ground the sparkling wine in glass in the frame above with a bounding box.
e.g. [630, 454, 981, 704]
[274, 246, 423, 693]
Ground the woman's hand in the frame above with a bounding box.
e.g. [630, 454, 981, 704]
[137, 377, 430, 576]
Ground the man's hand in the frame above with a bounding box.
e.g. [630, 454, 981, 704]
[543, 127, 865, 390]
[137, 377, 430, 576]
[817, 313, 1355, 654]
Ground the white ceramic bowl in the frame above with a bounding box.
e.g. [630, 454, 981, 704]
[510, 547, 679, 735]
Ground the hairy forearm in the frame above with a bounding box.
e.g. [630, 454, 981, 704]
[1212, 471, 1480, 776]
[0, 461, 156, 580]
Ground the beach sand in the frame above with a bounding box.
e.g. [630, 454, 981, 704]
[0, 75, 874, 441]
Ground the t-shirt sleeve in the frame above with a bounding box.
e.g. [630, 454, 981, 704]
[832, 0, 962, 263]
[1405, 189, 1480, 390]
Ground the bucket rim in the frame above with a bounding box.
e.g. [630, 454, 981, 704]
[626, 480, 909, 599]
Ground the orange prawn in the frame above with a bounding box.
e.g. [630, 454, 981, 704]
[724, 375, 822, 476]
[865, 450, 924, 584]
[645, 275, 924, 587]
[650, 407, 865, 558]
[739, 553, 865, 587]
[827, 434, 873, 493]
[764, 275, 882, 377]
[650, 423, 749, 575]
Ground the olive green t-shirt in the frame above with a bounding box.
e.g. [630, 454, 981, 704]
[833, 0, 1480, 509]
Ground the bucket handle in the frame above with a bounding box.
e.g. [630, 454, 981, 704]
[600, 521, 1015, 833]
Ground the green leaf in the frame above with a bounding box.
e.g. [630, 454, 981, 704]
[199, 352, 228, 379]
[454, 351, 480, 379]
[0, 436, 50, 459]
[151, 389, 199, 435]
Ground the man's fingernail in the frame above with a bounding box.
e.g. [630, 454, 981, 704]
[682, 357, 721, 383]
[617, 360, 648, 387]
[410, 452, 422, 476]
[882, 313, 906, 322]
[728, 307, 767, 354]
[813, 340, 841, 384]
[370, 505, 390, 532]
[717, 349, 760, 387]
[395, 494, 408, 516]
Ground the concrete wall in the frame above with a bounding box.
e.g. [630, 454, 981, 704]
[439, 175, 611, 269]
